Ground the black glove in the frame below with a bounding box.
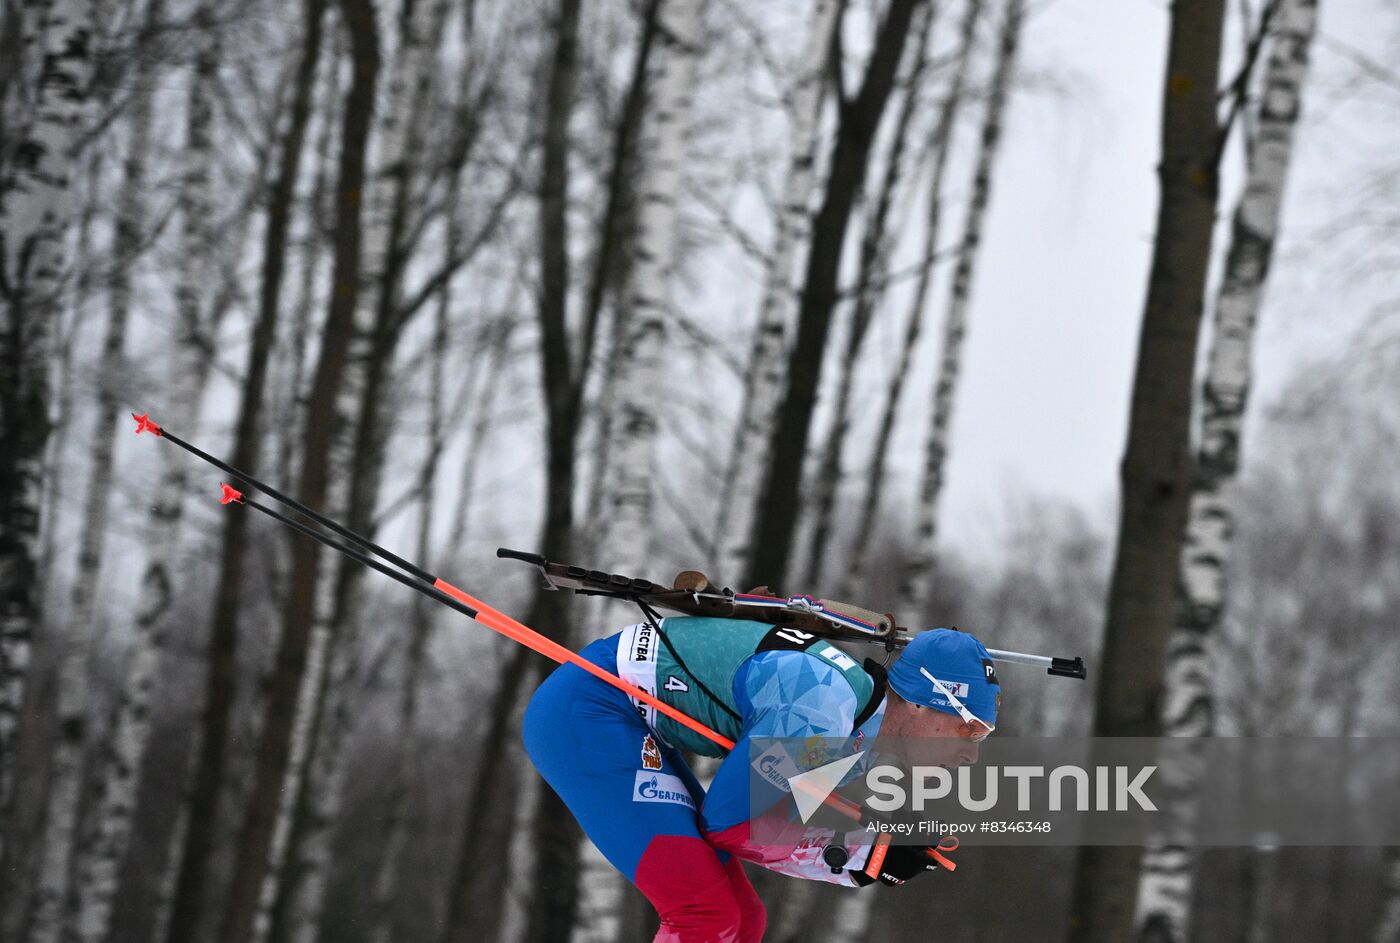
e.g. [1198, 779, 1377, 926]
[849, 843, 940, 887]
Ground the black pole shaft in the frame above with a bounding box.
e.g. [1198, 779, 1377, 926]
[152, 420, 436, 583]
[240, 495, 477, 620]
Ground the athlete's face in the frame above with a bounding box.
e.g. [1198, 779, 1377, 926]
[883, 697, 982, 766]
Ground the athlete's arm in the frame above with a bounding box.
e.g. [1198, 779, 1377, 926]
[700, 650, 869, 886]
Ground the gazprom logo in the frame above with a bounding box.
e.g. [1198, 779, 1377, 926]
[634, 771, 695, 809]
[752, 746, 800, 792]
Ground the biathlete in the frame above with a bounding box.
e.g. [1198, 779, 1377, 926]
[523, 619, 1001, 942]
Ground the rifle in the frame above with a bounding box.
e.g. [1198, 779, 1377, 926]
[496, 548, 1086, 680]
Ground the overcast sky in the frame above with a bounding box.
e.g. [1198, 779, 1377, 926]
[924, 0, 1397, 560]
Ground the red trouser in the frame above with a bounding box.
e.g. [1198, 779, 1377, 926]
[635, 836, 766, 943]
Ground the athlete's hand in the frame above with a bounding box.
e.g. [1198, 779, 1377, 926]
[850, 843, 941, 887]
[850, 835, 958, 887]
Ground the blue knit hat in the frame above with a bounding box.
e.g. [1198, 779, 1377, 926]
[887, 628, 1000, 724]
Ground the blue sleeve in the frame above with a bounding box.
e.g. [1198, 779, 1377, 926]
[700, 650, 858, 833]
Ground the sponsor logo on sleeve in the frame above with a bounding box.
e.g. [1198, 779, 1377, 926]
[818, 646, 858, 672]
[633, 771, 695, 809]
[753, 745, 799, 793]
[641, 734, 663, 770]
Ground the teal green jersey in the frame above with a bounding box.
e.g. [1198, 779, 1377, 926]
[614, 616, 878, 756]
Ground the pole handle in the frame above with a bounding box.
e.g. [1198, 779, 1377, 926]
[1048, 656, 1087, 680]
[496, 547, 546, 566]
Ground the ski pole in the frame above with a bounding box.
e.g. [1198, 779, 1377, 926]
[132, 412, 739, 754]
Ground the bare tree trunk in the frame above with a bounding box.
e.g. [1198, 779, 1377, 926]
[36, 144, 104, 604]
[70, 9, 227, 943]
[266, 602, 354, 943]
[1135, 3, 1316, 940]
[578, 0, 660, 541]
[439, 650, 529, 943]
[274, 33, 341, 487]
[598, 0, 704, 574]
[575, 0, 659, 394]
[571, 6, 708, 927]
[801, 0, 935, 590]
[516, 0, 592, 939]
[1242, 846, 1278, 943]
[1066, 0, 1228, 938]
[367, 286, 448, 943]
[899, 0, 1022, 618]
[0, 0, 94, 923]
[713, 0, 841, 584]
[216, 1, 378, 939]
[745, 0, 929, 590]
[268, 6, 457, 941]
[1373, 848, 1400, 943]
[161, 3, 328, 940]
[27, 5, 160, 940]
[840, 0, 981, 602]
[245, 564, 337, 943]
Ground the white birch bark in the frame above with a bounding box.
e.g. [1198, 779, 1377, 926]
[830, 890, 878, 939]
[248, 594, 334, 943]
[275, 612, 356, 943]
[28, 6, 158, 938]
[1134, 2, 1317, 939]
[840, 0, 981, 602]
[899, 0, 1023, 617]
[598, 0, 705, 576]
[65, 11, 227, 943]
[0, 2, 92, 867]
[585, 1, 706, 929]
[713, 0, 839, 583]
[36, 145, 104, 602]
[801, 2, 934, 589]
[257, 340, 361, 943]
[140, 14, 223, 941]
[572, 840, 623, 943]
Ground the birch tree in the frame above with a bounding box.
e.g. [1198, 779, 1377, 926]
[366, 294, 449, 943]
[1135, 2, 1317, 940]
[162, 3, 328, 940]
[263, 3, 456, 939]
[26, 5, 160, 939]
[745, 0, 930, 590]
[840, 0, 981, 602]
[597, 0, 705, 573]
[900, 0, 1023, 619]
[216, 0, 379, 939]
[0, 0, 93, 889]
[713, 0, 841, 584]
[801, 0, 935, 589]
[1067, 0, 1229, 938]
[66, 10, 235, 943]
[438, 4, 594, 934]
[579, 0, 661, 540]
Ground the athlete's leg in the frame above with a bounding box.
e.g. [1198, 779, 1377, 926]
[721, 857, 766, 943]
[523, 645, 752, 942]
